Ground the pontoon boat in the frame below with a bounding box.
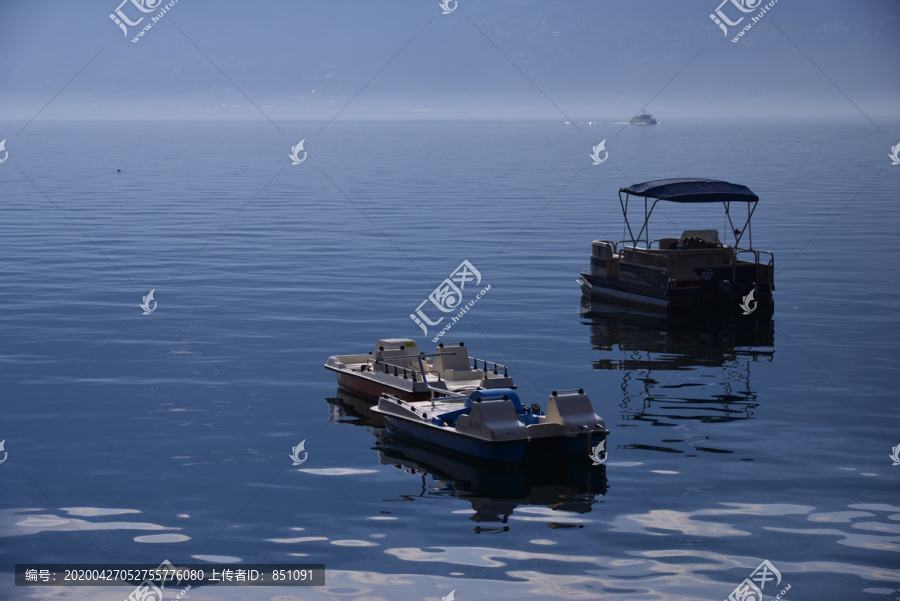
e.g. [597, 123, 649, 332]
[578, 178, 774, 312]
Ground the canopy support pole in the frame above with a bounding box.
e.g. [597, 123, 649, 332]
[619, 191, 637, 246]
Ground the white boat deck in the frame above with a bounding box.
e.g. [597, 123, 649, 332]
[325, 339, 514, 393]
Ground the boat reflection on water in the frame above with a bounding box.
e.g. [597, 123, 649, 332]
[327, 388, 607, 531]
[327, 387, 385, 428]
[377, 432, 607, 531]
[581, 299, 774, 453]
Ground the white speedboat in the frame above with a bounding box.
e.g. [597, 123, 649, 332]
[325, 339, 514, 402]
[372, 388, 608, 466]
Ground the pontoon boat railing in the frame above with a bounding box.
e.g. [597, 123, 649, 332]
[593, 240, 631, 254]
[735, 248, 774, 267]
[594, 239, 661, 254]
[593, 240, 618, 254]
[735, 248, 775, 287]
[603, 238, 775, 281]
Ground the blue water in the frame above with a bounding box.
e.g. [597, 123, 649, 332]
[1, 119, 899, 600]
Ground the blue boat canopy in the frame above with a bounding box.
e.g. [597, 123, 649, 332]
[620, 178, 758, 203]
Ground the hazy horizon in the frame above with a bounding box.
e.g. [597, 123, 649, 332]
[2, 1, 898, 124]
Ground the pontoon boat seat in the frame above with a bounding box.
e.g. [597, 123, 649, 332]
[592, 241, 615, 260]
[679, 229, 722, 248]
[591, 241, 620, 278]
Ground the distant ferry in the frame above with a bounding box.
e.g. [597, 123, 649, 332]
[629, 110, 658, 125]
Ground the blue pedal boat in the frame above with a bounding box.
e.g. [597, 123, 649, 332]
[371, 388, 608, 466]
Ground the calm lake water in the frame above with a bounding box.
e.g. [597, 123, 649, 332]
[1, 119, 899, 600]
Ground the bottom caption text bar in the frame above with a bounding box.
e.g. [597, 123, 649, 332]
[16, 564, 325, 586]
